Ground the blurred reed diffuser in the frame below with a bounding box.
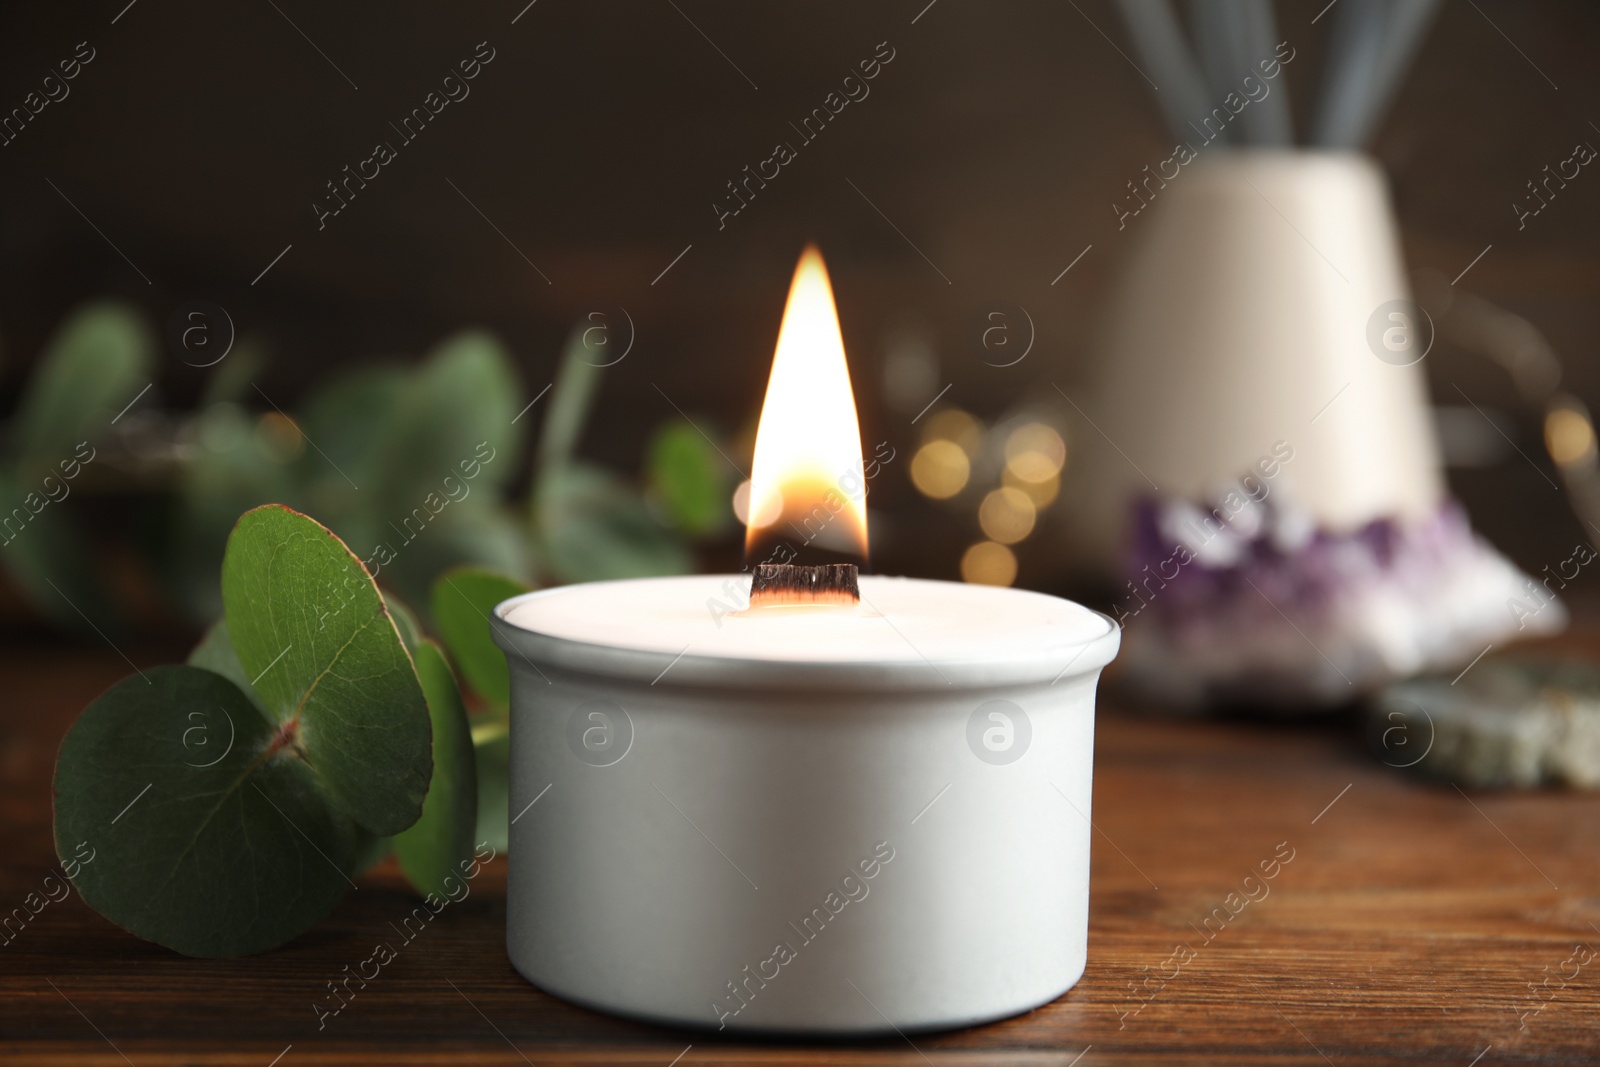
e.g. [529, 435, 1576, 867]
[1071, 0, 1559, 709]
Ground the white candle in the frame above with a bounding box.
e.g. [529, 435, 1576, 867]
[495, 575, 1118, 1034]
[493, 245, 1120, 1033]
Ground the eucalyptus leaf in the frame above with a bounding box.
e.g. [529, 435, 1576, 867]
[198, 337, 267, 408]
[361, 504, 529, 623]
[0, 475, 118, 632]
[187, 618, 271, 718]
[393, 641, 477, 899]
[170, 404, 299, 623]
[298, 333, 525, 614]
[351, 830, 393, 876]
[536, 326, 606, 477]
[375, 331, 523, 506]
[421, 507, 530, 586]
[54, 666, 359, 957]
[529, 323, 691, 582]
[431, 567, 531, 713]
[538, 464, 691, 582]
[9, 302, 151, 477]
[187, 618, 387, 877]
[646, 419, 733, 535]
[221, 504, 431, 836]
[384, 592, 425, 656]
[473, 731, 510, 854]
[292, 367, 409, 506]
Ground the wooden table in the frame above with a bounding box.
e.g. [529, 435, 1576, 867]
[3, 644, 1597, 1065]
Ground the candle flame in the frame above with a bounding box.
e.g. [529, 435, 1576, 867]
[745, 245, 869, 562]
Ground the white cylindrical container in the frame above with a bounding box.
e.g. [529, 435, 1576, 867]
[492, 574, 1119, 1035]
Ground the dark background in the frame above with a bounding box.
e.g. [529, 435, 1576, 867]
[4, 14, 1600, 1062]
[0, 0, 1596, 602]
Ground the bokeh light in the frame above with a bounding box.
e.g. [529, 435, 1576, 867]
[255, 411, 305, 461]
[920, 408, 985, 457]
[961, 541, 1017, 586]
[1004, 422, 1066, 483]
[731, 478, 782, 527]
[910, 440, 971, 499]
[978, 486, 1036, 544]
[1002, 466, 1059, 507]
[1545, 405, 1596, 467]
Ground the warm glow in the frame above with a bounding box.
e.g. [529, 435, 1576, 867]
[745, 246, 869, 559]
[911, 440, 970, 499]
[979, 486, 1036, 544]
[256, 411, 305, 461]
[921, 408, 985, 457]
[1545, 405, 1596, 467]
[961, 541, 1017, 586]
[1003, 466, 1059, 507]
[1004, 423, 1066, 482]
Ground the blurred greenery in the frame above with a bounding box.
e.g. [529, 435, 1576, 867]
[12, 303, 151, 477]
[647, 419, 735, 536]
[0, 299, 737, 634]
[432, 566, 530, 715]
[530, 325, 721, 581]
[392, 639, 479, 900]
[472, 732, 511, 856]
[25, 298, 746, 955]
[178, 331, 530, 620]
[0, 302, 152, 631]
[431, 566, 529, 853]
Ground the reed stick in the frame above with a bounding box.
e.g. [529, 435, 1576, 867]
[1343, 0, 1443, 148]
[1113, 0, 1215, 144]
[1312, 0, 1389, 148]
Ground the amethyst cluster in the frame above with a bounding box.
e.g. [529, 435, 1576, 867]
[1115, 490, 1563, 710]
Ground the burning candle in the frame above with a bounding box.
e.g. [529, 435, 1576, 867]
[745, 244, 868, 568]
[493, 246, 1119, 1034]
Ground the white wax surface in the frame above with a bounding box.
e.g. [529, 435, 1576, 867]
[499, 575, 1111, 665]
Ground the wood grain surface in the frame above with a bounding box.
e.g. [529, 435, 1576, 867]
[2, 643, 1597, 1066]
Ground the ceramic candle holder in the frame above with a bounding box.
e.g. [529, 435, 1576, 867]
[492, 574, 1119, 1034]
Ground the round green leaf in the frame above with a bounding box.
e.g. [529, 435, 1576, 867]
[188, 615, 393, 878]
[221, 504, 431, 836]
[393, 641, 477, 898]
[53, 666, 359, 957]
[188, 617, 388, 878]
[431, 567, 531, 712]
